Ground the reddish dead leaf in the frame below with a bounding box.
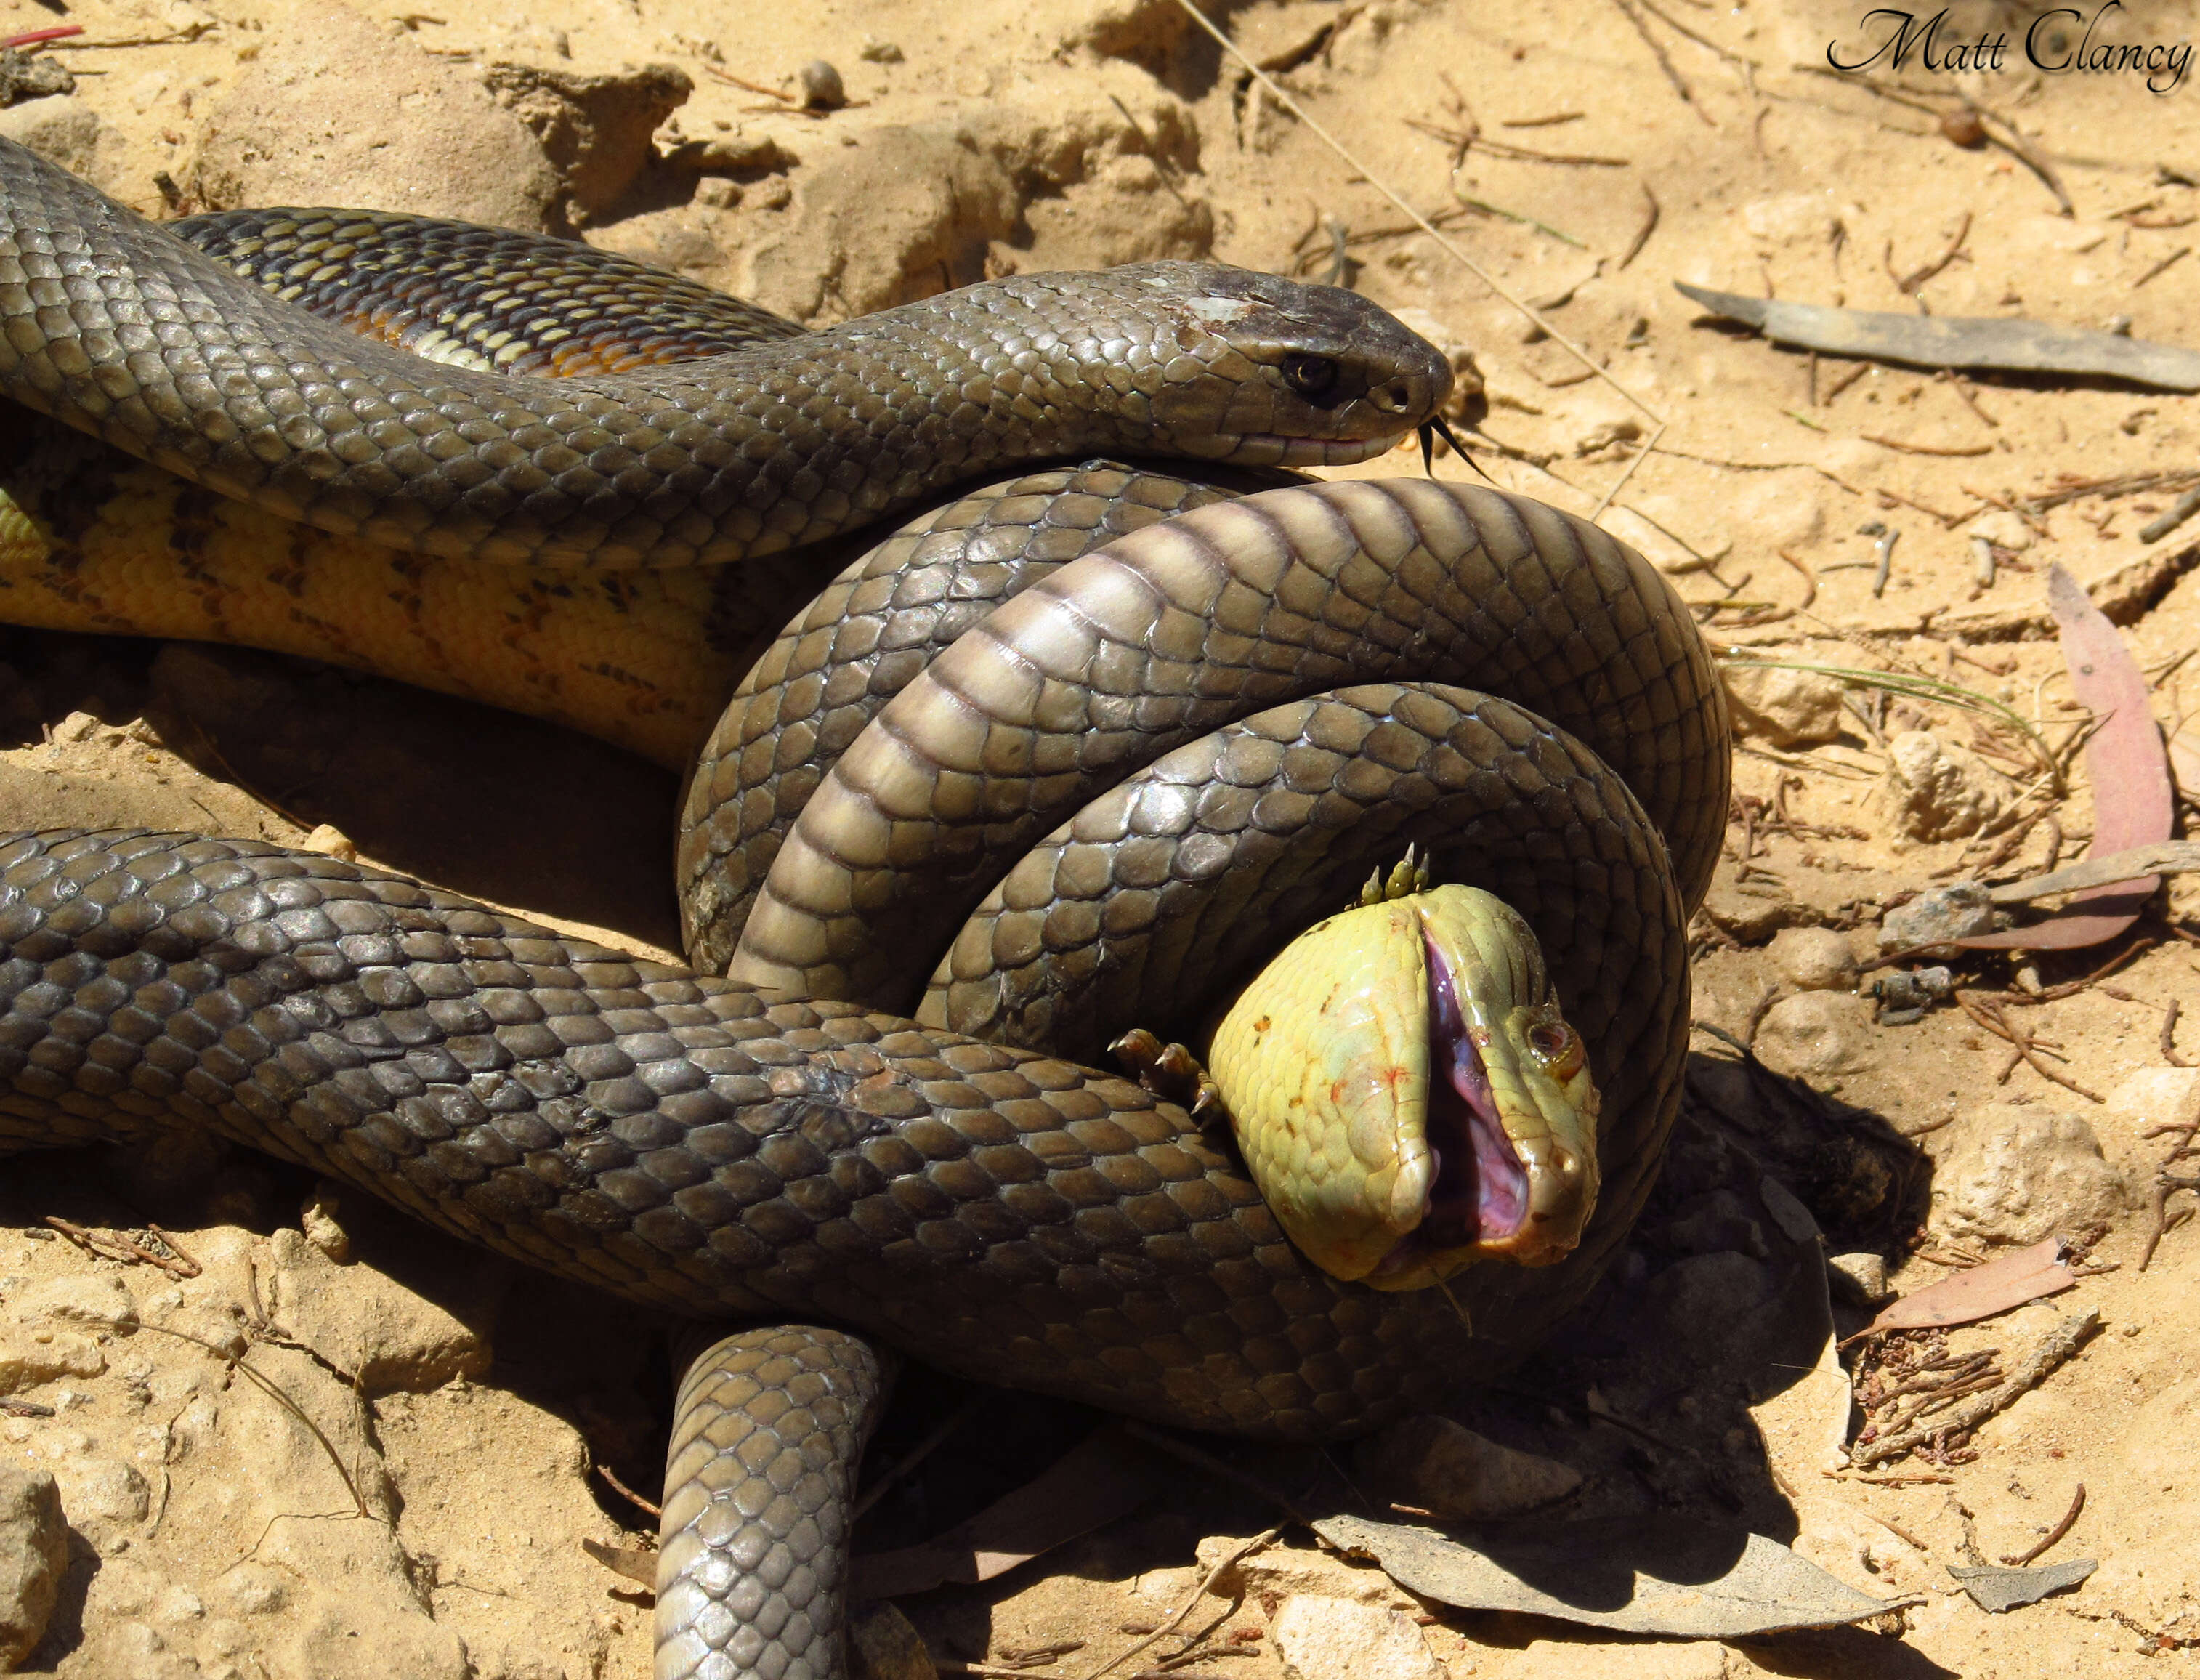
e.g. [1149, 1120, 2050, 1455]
[1864, 1238, 2076, 1335]
[1957, 563, 2175, 952]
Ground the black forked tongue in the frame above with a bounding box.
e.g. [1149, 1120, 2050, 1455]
[1419, 416, 1493, 483]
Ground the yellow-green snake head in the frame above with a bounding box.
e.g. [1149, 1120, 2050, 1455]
[1207, 884, 1599, 1291]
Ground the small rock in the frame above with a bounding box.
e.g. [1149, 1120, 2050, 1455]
[0, 1463, 65, 1668]
[300, 824, 357, 862]
[860, 37, 905, 63]
[1932, 1105, 2134, 1248]
[1880, 883, 1998, 952]
[1269, 1595, 1444, 1680]
[193, 1, 559, 231]
[798, 60, 847, 110]
[1752, 992, 1877, 1078]
[1353, 1415, 1580, 1521]
[299, 1187, 352, 1263]
[1194, 1536, 1424, 1615]
[2108, 1067, 2200, 1133]
[1723, 664, 1845, 748]
[1882, 730, 2016, 841]
[1966, 510, 2033, 552]
[264, 1227, 494, 1394]
[18, 1273, 137, 1335]
[0, 49, 73, 108]
[848, 1599, 935, 1680]
[49, 1456, 149, 1554]
[1767, 926, 1858, 993]
[1827, 1251, 1891, 1307]
[481, 59, 693, 221]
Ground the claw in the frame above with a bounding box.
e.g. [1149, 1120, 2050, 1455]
[1110, 1027, 1222, 1115]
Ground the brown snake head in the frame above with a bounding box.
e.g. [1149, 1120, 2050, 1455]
[1096, 262, 1455, 467]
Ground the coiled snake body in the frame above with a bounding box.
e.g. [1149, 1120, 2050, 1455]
[0, 138, 1729, 1679]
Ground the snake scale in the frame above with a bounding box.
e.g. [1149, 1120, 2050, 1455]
[0, 135, 1729, 1680]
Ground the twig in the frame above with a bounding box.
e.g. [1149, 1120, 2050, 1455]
[2133, 246, 2191, 290]
[593, 1461, 662, 1521]
[1609, 0, 1712, 124]
[2165, 998, 2192, 1068]
[1078, 1527, 1284, 1680]
[2002, 1483, 2085, 1567]
[1898, 212, 1973, 294]
[1957, 994, 2103, 1104]
[1850, 1310, 2100, 1468]
[1864, 435, 1994, 458]
[1619, 182, 1660, 270]
[43, 1216, 199, 1279]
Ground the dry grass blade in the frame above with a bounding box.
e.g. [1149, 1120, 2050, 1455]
[1718, 660, 2063, 788]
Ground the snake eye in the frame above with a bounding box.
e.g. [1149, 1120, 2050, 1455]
[1283, 353, 1341, 402]
[1527, 1019, 1585, 1079]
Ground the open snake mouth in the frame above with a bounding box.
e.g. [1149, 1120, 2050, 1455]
[1414, 934, 1529, 1248]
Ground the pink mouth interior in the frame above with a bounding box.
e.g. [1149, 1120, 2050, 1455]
[1407, 935, 1529, 1253]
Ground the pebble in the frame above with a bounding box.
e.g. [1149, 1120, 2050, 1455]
[1351, 1414, 1581, 1521]
[46, 1455, 148, 1554]
[1766, 926, 1858, 992]
[1752, 992, 1877, 1078]
[1879, 883, 1997, 953]
[1931, 1105, 2134, 1247]
[1269, 1594, 1444, 1680]
[1827, 1251, 1892, 1307]
[299, 1187, 352, 1263]
[0, 1463, 65, 1668]
[849, 1599, 936, 1680]
[1722, 664, 1845, 748]
[798, 59, 848, 110]
[1882, 730, 2016, 841]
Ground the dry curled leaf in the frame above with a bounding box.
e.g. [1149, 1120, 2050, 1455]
[1862, 1238, 2076, 1336]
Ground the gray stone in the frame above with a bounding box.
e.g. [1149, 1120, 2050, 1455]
[1880, 883, 1998, 953]
[1883, 730, 2017, 841]
[1827, 1251, 1891, 1307]
[1353, 1414, 1581, 1521]
[1932, 1105, 2134, 1248]
[0, 95, 126, 193]
[0, 1463, 65, 1669]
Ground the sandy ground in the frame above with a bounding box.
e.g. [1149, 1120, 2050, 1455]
[3, 0, 2200, 1676]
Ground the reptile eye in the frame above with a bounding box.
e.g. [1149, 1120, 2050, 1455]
[1282, 354, 1340, 401]
[1528, 1021, 1584, 1078]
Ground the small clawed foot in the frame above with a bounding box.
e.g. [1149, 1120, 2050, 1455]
[1109, 1027, 1222, 1118]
